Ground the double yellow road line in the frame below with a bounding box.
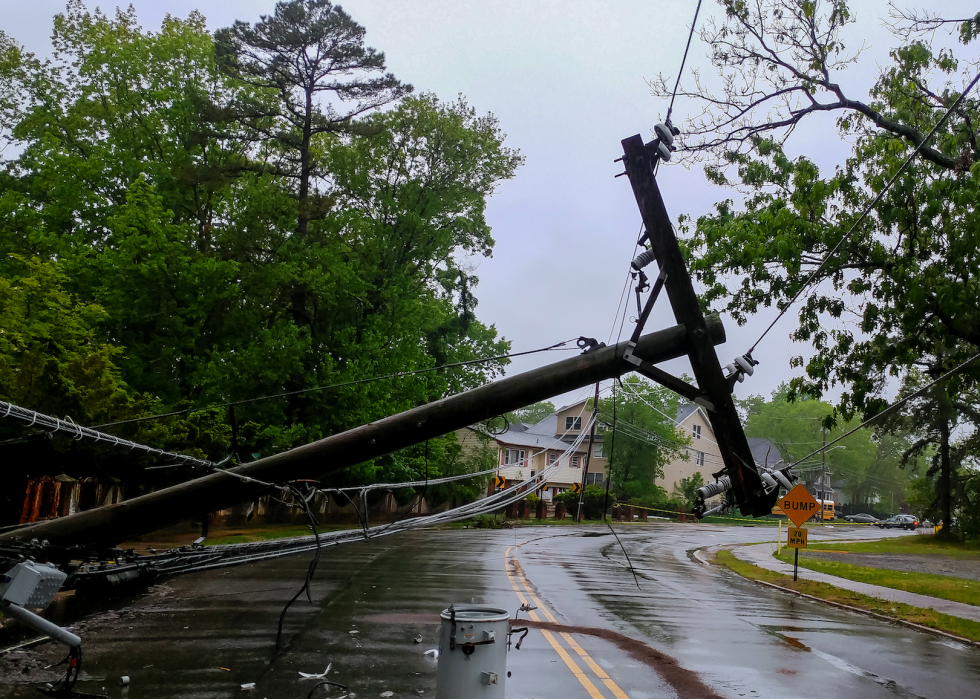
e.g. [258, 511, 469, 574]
[504, 546, 631, 699]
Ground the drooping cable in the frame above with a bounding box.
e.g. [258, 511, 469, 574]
[0, 400, 213, 469]
[788, 351, 980, 468]
[746, 70, 980, 355]
[275, 483, 323, 651]
[91, 339, 581, 430]
[602, 382, 618, 521]
[666, 0, 704, 124]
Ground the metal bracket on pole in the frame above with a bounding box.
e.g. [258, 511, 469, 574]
[618, 133, 775, 517]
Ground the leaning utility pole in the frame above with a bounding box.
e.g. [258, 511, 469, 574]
[616, 133, 772, 516]
[1, 319, 725, 550]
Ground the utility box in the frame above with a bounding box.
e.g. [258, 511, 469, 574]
[1, 561, 66, 609]
[436, 606, 510, 699]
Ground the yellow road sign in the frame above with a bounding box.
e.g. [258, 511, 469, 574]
[787, 527, 808, 549]
[778, 484, 820, 527]
[494, 476, 506, 490]
[571, 483, 582, 494]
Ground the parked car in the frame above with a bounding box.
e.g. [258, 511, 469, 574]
[843, 513, 879, 523]
[876, 514, 919, 530]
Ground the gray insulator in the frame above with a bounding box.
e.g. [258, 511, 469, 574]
[773, 470, 794, 492]
[657, 142, 672, 162]
[735, 355, 755, 376]
[654, 123, 675, 147]
[696, 476, 732, 500]
[760, 472, 778, 493]
[631, 249, 657, 271]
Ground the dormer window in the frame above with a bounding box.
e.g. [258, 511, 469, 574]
[565, 416, 582, 431]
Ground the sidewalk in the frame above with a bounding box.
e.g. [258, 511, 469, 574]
[733, 542, 980, 623]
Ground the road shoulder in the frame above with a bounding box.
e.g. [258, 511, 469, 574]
[704, 545, 980, 646]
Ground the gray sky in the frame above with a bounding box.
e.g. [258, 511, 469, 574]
[4, 0, 975, 409]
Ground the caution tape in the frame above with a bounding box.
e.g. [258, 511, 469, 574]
[621, 503, 784, 526]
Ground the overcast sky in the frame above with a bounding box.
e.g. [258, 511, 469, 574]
[4, 0, 975, 410]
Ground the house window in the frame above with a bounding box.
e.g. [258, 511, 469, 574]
[692, 424, 701, 439]
[695, 452, 705, 467]
[593, 443, 603, 458]
[586, 473, 605, 486]
[504, 449, 526, 465]
[548, 452, 558, 466]
[530, 470, 536, 478]
[571, 455, 580, 468]
[565, 416, 582, 431]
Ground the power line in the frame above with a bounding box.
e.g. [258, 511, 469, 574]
[789, 351, 980, 468]
[747, 69, 980, 355]
[666, 0, 704, 123]
[91, 339, 579, 430]
[0, 400, 214, 469]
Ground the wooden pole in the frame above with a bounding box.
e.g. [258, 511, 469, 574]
[2, 318, 726, 549]
[576, 382, 601, 522]
[620, 135, 767, 515]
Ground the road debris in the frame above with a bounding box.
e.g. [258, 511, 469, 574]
[241, 682, 256, 690]
[299, 664, 331, 679]
[412, 634, 422, 644]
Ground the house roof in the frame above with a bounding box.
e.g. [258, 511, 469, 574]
[747, 437, 784, 468]
[495, 430, 585, 452]
[676, 404, 700, 424]
[523, 414, 557, 435]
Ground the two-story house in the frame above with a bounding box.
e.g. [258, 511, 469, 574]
[659, 404, 784, 497]
[457, 399, 608, 500]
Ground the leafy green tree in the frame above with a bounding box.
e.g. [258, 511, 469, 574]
[506, 401, 556, 426]
[0, 2, 520, 501]
[663, 1, 980, 531]
[215, 0, 410, 239]
[0, 255, 133, 426]
[673, 472, 705, 508]
[743, 384, 921, 509]
[600, 377, 689, 499]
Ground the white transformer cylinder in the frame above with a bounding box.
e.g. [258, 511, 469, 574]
[435, 606, 510, 699]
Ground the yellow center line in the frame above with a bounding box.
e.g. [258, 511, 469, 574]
[506, 547, 633, 699]
[510, 558, 632, 699]
[504, 547, 607, 699]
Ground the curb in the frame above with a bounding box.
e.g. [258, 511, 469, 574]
[749, 578, 980, 648]
[705, 546, 980, 649]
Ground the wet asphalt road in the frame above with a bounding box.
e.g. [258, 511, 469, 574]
[4, 523, 979, 699]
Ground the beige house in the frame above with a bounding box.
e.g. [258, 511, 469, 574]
[457, 400, 608, 500]
[659, 405, 785, 498]
[659, 405, 725, 494]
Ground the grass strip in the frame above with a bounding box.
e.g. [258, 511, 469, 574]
[806, 535, 980, 557]
[204, 525, 348, 545]
[714, 549, 980, 643]
[773, 549, 980, 606]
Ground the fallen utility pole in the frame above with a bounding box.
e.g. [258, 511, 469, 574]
[1, 318, 725, 550]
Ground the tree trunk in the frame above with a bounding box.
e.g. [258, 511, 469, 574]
[939, 406, 953, 538]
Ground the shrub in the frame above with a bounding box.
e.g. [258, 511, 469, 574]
[472, 514, 501, 529]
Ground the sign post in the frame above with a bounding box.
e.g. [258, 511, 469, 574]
[778, 485, 819, 582]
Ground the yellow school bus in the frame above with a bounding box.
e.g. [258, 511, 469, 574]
[772, 499, 836, 521]
[817, 499, 836, 521]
